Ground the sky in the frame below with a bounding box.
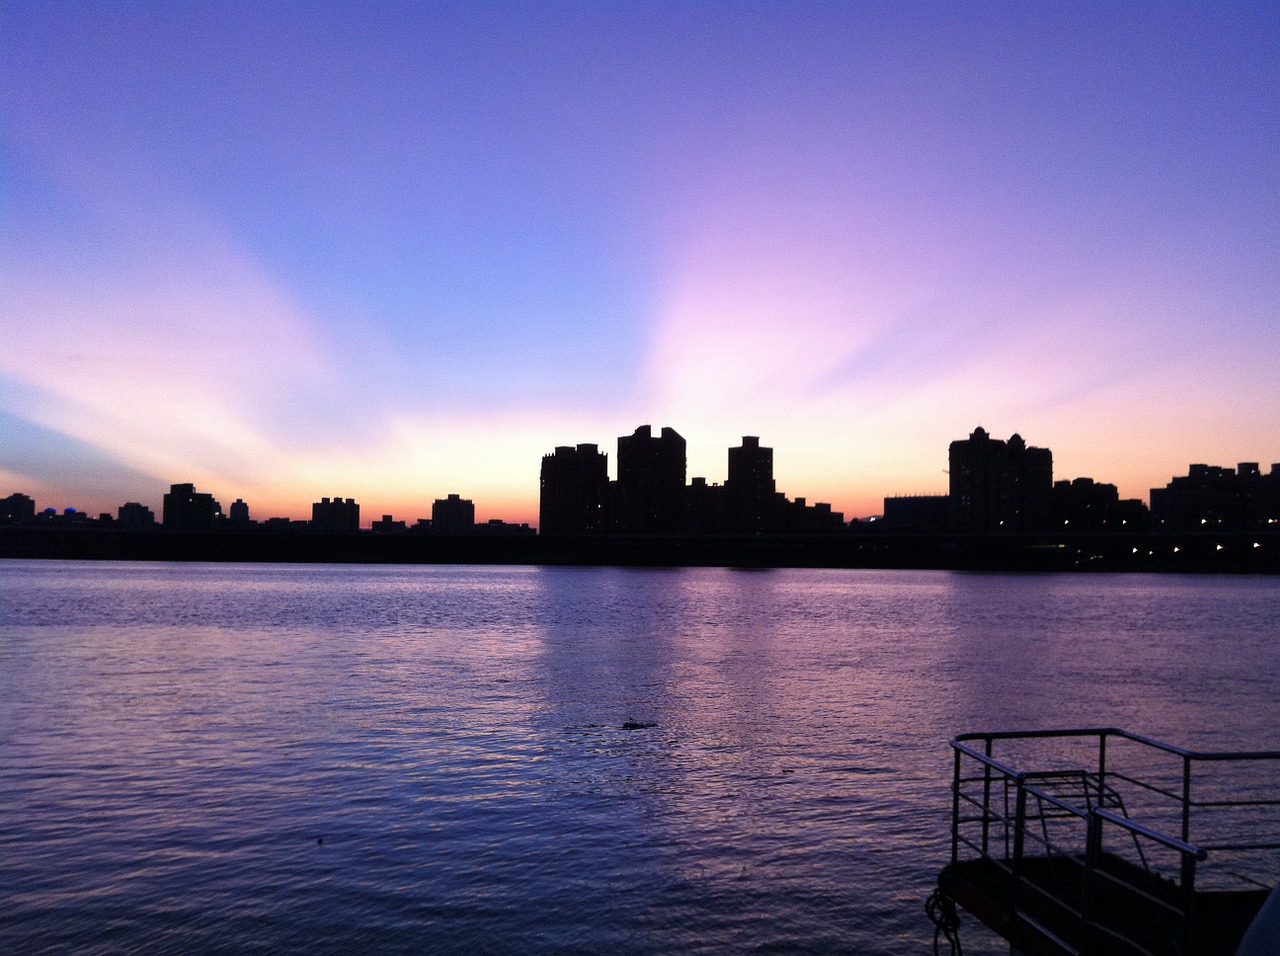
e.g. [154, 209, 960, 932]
[2, 1, 1278, 526]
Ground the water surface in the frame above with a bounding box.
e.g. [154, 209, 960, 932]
[3, 562, 1278, 953]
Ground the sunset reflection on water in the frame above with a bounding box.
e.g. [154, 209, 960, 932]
[2, 561, 1277, 954]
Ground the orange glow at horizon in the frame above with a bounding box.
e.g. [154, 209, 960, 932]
[3, 6, 1276, 525]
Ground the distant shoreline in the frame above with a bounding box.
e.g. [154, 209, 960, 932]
[2, 527, 1276, 574]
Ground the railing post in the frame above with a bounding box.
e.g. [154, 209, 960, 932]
[1180, 851, 1198, 956]
[1181, 754, 1192, 845]
[1010, 781, 1028, 919]
[982, 737, 994, 856]
[1080, 810, 1103, 951]
[951, 746, 962, 866]
[1097, 731, 1108, 810]
[1180, 752, 1195, 953]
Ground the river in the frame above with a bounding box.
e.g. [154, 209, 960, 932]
[2, 561, 1277, 953]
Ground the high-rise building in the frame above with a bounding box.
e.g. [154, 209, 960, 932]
[432, 494, 476, 534]
[948, 428, 1053, 534]
[1, 492, 36, 523]
[117, 502, 156, 530]
[163, 483, 223, 531]
[312, 496, 360, 533]
[616, 425, 687, 534]
[727, 436, 778, 533]
[685, 476, 727, 534]
[539, 444, 610, 535]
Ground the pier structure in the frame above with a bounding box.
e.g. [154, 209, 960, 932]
[936, 728, 1280, 955]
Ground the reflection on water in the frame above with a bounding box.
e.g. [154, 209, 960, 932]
[2, 561, 1278, 954]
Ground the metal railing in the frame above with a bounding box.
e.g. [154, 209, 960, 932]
[949, 728, 1280, 955]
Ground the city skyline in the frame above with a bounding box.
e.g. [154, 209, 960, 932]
[4, 421, 1276, 533]
[3, 3, 1278, 525]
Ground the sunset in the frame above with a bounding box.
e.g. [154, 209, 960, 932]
[3, 5, 1279, 954]
[4, 2, 1276, 524]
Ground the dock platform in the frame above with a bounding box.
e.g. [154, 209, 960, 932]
[935, 729, 1280, 955]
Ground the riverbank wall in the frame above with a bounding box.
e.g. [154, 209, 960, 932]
[2, 527, 1276, 573]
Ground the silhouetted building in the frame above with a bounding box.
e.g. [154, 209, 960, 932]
[616, 425, 687, 534]
[540, 443, 609, 535]
[261, 516, 306, 533]
[117, 502, 157, 530]
[228, 498, 251, 524]
[686, 477, 727, 534]
[727, 436, 778, 533]
[949, 428, 1053, 534]
[371, 514, 408, 534]
[1052, 478, 1149, 532]
[473, 519, 537, 536]
[432, 494, 476, 534]
[34, 506, 92, 526]
[312, 496, 360, 533]
[782, 497, 845, 532]
[2, 492, 36, 524]
[163, 483, 223, 531]
[1150, 462, 1280, 533]
[882, 494, 950, 532]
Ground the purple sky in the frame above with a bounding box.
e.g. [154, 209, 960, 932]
[3, 1, 1277, 524]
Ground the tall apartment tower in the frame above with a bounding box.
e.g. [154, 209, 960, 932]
[539, 444, 610, 535]
[948, 427, 1053, 533]
[616, 425, 687, 534]
[727, 436, 777, 533]
[312, 496, 360, 533]
[432, 494, 476, 534]
[163, 483, 222, 531]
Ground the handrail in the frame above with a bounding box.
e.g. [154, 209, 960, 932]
[1022, 782, 1092, 820]
[946, 728, 1279, 954]
[950, 740, 1027, 782]
[952, 728, 1280, 831]
[952, 727, 1280, 762]
[1093, 807, 1207, 860]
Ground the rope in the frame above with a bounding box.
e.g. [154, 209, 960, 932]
[925, 887, 964, 956]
